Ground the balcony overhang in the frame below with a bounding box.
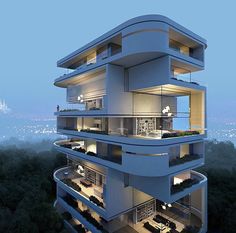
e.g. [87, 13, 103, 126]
[57, 15, 206, 69]
[134, 84, 205, 96]
[54, 66, 106, 88]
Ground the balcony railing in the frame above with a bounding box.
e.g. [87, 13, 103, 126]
[171, 171, 205, 195]
[171, 178, 200, 194]
[169, 39, 203, 62]
[54, 167, 105, 210]
[55, 140, 122, 164]
[60, 196, 107, 233]
[58, 126, 202, 140]
[171, 75, 202, 86]
[56, 100, 104, 113]
[169, 154, 202, 167]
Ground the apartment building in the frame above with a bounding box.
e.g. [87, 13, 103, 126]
[53, 15, 207, 233]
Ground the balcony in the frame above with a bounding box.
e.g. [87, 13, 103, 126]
[55, 139, 203, 177]
[57, 115, 204, 140]
[60, 126, 202, 140]
[62, 212, 88, 233]
[169, 154, 202, 167]
[55, 97, 105, 116]
[170, 62, 205, 88]
[59, 42, 122, 77]
[54, 140, 122, 165]
[169, 29, 204, 63]
[54, 167, 106, 216]
[170, 171, 206, 199]
[58, 196, 107, 233]
[56, 187, 205, 233]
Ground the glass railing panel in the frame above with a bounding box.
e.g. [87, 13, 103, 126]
[57, 116, 204, 139]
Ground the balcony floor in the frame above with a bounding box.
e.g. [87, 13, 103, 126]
[72, 176, 104, 205]
[57, 167, 104, 207]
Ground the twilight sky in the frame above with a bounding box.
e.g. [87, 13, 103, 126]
[0, 0, 235, 121]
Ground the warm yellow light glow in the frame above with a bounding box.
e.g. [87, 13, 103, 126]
[161, 205, 166, 210]
[174, 177, 183, 185]
[87, 143, 96, 153]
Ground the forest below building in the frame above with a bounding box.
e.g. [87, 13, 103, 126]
[0, 140, 236, 233]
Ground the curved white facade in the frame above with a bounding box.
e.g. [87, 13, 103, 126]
[54, 15, 207, 233]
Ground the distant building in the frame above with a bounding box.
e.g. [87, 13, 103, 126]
[53, 15, 207, 233]
[0, 99, 10, 113]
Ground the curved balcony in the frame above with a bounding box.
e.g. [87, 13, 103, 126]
[122, 152, 203, 177]
[54, 140, 123, 172]
[169, 171, 207, 203]
[54, 140, 204, 177]
[57, 127, 205, 147]
[54, 167, 106, 217]
[57, 197, 105, 233]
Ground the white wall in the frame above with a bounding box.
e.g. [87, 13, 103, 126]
[128, 56, 170, 91]
[106, 169, 133, 217]
[67, 71, 106, 102]
[105, 169, 153, 218]
[106, 64, 133, 114]
[133, 94, 161, 114]
[122, 21, 169, 56]
[129, 174, 170, 203]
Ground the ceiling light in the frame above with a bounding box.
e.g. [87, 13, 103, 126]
[161, 205, 166, 210]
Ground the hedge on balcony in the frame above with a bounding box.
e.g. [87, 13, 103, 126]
[61, 144, 72, 149]
[89, 195, 104, 208]
[86, 151, 97, 156]
[62, 127, 78, 131]
[73, 147, 86, 153]
[180, 225, 200, 233]
[169, 154, 201, 166]
[62, 178, 82, 193]
[162, 131, 200, 139]
[63, 195, 78, 208]
[89, 107, 101, 110]
[80, 210, 104, 231]
[74, 224, 86, 233]
[59, 109, 78, 112]
[80, 129, 108, 135]
[171, 178, 199, 194]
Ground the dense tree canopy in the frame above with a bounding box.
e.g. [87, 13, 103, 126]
[199, 140, 236, 233]
[0, 147, 67, 233]
[0, 140, 236, 233]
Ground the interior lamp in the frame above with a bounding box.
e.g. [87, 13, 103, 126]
[77, 94, 84, 103]
[162, 105, 171, 114]
[161, 205, 166, 210]
[78, 165, 84, 172]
